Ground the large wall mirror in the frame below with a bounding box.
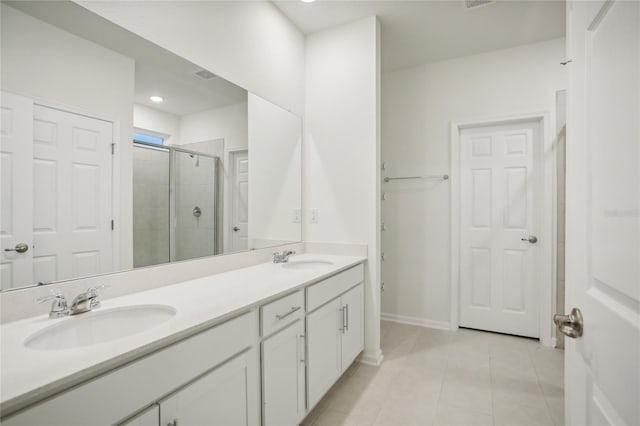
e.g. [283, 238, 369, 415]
[0, 1, 302, 291]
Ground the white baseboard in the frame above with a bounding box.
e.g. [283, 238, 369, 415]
[358, 349, 384, 366]
[381, 313, 451, 330]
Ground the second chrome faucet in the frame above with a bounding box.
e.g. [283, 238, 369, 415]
[37, 285, 108, 319]
[273, 250, 296, 264]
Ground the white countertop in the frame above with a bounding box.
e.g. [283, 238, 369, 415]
[0, 253, 365, 415]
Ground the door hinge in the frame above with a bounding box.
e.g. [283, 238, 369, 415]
[111, 219, 114, 230]
[111, 143, 116, 155]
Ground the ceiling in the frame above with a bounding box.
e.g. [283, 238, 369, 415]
[5, 1, 247, 116]
[273, 0, 566, 71]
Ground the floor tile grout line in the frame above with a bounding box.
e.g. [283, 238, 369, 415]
[531, 349, 563, 426]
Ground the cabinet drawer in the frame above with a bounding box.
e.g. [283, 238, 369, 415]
[306, 264, 364, 312]
[261, 290, 304, 337]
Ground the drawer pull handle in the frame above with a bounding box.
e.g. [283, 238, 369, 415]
[276, 306, 301, 320]
[345, 304, 349, 331]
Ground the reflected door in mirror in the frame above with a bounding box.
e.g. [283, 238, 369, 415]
[1, 92, 114, 290]
[1, 92, 34, 290]
[231, 150, 248, 252]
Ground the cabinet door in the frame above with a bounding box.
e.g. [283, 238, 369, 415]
[306, 298, 342, 409]
[340, 283, 364, 369]
[120, 405, 159, 426]
[262, 320, 305, 426]
[160, 351, 256, 426]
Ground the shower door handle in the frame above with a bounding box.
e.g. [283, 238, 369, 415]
[233, 226, 240, 232]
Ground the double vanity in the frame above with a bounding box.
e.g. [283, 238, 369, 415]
[0, 254, 366, 425]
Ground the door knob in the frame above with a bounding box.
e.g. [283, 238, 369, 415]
[4, 243, 29, 253]
[521, 235, 538, 244]
[233, 226, 240, 232]
[553, 307, 584, 338]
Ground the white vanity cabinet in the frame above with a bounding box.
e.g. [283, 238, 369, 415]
[3, 311, 260, 426]
[261, 320, 306, 426]
[306, 265, 365, 409]
[159, 351, 257, 426]
[1, 259, 367, 426]
[260, 290, 306, 426]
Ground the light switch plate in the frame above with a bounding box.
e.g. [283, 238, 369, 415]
[310, 209, 319, 224]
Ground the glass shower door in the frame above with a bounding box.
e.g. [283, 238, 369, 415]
[132, 145, 170, 268]
[172, 150, 218, 262]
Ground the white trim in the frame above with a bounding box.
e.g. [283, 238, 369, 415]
[381, 312, 451, 330]
[111, 121, 121, 272]
[358, 349, 384, 366]
[450, 111, 556, 347]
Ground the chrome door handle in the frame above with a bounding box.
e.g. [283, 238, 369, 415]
[521, 235, 538, 244]
[233, 226, 240, 232]
[275, 306, 301, 320]
[5, 243, 29, 253]
[553, 307, 584, 338]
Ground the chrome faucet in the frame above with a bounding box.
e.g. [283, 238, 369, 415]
[37, 285, 107, 318]
[273, 250, 296, 263]
[69, 286, 103, 315]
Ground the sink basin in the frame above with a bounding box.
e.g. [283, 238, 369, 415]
[25, 304, 176, 351]
[281, 259, 334, 270]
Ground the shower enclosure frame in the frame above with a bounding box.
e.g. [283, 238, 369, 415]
[133, 141, 221, 263]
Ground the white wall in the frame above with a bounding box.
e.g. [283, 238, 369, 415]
[305, 16, 382, 364]
[248, 94, 302, 248]
[76, 1, 305, 116]
[179, 103, 248, 150]
[381, 38, 567, 326]
[1, 3, 135, 270]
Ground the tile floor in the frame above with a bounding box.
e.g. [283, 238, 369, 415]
[302, 321, 564, 426]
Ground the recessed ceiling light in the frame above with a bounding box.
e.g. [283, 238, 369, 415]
[150, 95, 164, 103]
[301, 0, 316, 3]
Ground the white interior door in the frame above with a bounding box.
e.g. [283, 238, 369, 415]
[32, 105, 114, 284]
[459, 120, 540, 338]
[0, 92, 34, 290]
[230, 150, 248, 252]
[565, 1, 639, 425]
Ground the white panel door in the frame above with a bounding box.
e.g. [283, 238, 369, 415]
[340, 283, 364, 369]
[262, 320, 306, 426]
[460, 120, 540, 337]
[160, 352, 252, 426]
[32, 105, 113, 284]
[0, 92, 34, 290]
[306, 298, 342, 409]
[565, 1, 639, 425]
[231, 150, 248, 252]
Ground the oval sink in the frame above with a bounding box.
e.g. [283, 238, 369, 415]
[25, 304, 176, 351]
[281, 259, 334, 270]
